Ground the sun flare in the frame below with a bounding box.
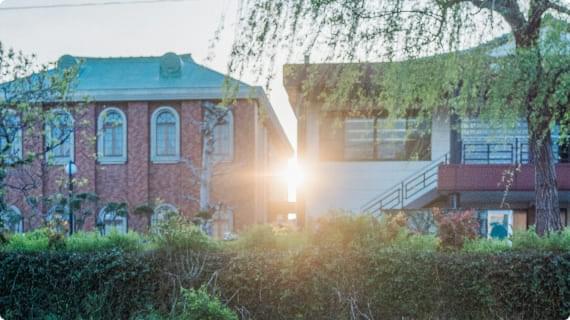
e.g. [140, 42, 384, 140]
[286, 158, 304, 202]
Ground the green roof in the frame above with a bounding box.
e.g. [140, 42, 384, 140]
[60, 52, 253, 101]
[0, 52, 293, 153]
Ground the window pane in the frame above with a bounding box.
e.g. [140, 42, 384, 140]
[213, 113, 232, 161]
[102, 111, 123, 157]
[0, 113, 21, 161]
[376, 119, 407, 160]
[51, 112, 73, 159]
[344, 118, 375, 160]
[156, 111, 176, 156]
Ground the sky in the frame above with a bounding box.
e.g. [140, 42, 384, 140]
[0, 0, 297, 149]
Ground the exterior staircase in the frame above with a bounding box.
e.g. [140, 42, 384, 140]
[360, 153, 449, 214]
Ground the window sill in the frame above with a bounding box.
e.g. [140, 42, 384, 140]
[151, 157, 180, 164]
[48, 158, 74, 166]
[98, 158, 127, 165]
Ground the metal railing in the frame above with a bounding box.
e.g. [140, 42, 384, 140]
[360, 153, 449, 213]
[462, 139, 529, 164]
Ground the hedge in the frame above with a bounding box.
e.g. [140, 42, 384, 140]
[1, 248, 569, 319]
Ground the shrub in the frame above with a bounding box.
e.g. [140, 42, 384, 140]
[175, 287, 237, 320]
[3, 230, 148, 253]
[1, 246, 570, 319]
[462, 238, 512, 253]
[150, 216, 218, 251]
[106, 231, 148, 251]
[390, 231, 440, 252]
[434, 209, 479, 250]
[230, 224, 277, 251]
[310, 212, 406, 249]
[512, 227, 570, 252]
[0, 250, 157, 319]
[2, 228, 50, 252]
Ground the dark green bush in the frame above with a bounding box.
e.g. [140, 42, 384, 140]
[0, 250, 157, 319]
[2, 215, 570, 319]
[1, 248, 569, 319]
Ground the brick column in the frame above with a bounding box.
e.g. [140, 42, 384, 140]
[127, 102, 150, 231]
[75, 103, 97, 230]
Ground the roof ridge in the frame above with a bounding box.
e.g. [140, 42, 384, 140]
[69, 53, 191, 60]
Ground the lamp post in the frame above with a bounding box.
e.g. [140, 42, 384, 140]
[65, 160, 77, 235]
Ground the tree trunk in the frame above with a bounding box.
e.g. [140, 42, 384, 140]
[530, 125, 562, 235]
[514, 21, 563, 235]
[199, 134, 213, 212]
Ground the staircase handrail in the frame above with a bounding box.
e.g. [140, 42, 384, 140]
[360, 153, 449, 213]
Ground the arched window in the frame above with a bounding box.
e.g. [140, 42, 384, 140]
[1, 206, 23, 233]
[46, 109, 74, 165]
[151, 107, 180, 163]
[98, 206, 128, 235]
[151, 203, 178, 227]
[213, 111, 234, 162]
[0, 110, 22, 163]
[98, 107, 127, 164]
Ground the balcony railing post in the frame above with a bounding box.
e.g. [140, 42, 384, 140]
[400, 182, 405, 209]
[514, 138, 518, 164]
[487, 144, 491, 164]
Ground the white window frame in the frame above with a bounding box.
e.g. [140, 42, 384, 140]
[0, 110, 23, 162]
[151, 203, 178, 227]
[150, 106, 180, 163]
[2, 205, 23, 234]
[213, 110, 234, 162]
[98, 206, 128, 235]
[97, 107, 127, 164]
[46, 109, 74, 165]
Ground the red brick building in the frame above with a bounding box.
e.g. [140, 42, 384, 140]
[3, 53, 293, 235]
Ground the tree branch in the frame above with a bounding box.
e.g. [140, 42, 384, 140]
[547, 1, 570, 15]
[444, 0, 527, 31]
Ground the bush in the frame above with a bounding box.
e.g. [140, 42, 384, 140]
[230, 224, 277, 251]
[66, 231, 148, 252]
[390, 231, 440, 252]
[2, 228, 51, 252]
[1, 244, 570, 319]
[150, 217, 218, 252]
[0, 250, 157, 319]
[512, 227, 570, 252]
[462, 238, 512, 253]
[175, 287, 237, 320]
[434, 209, 479, 250]
[310, 212, 406, 249]
[2, 230, 148, 253]
[4, 214, 570, 319]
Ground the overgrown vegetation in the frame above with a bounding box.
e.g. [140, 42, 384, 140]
[1, 213, 570, 319]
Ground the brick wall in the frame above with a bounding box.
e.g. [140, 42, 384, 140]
[5, 99, 269, 233]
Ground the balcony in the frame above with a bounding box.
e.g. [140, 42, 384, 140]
[440, 140, 570, 192]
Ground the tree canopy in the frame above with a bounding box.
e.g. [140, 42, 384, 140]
[228, 0, 570, 234]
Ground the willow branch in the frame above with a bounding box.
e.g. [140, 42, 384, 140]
[547, 1, 570, 15]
